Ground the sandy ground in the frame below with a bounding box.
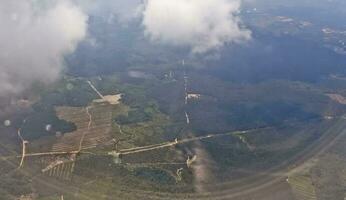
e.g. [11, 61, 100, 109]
[93, 94, 122, 105]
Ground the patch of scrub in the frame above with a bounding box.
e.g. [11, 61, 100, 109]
[133, 167, 176, 185]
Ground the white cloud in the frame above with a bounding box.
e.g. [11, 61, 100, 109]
[0, 0, 87, 96]
[77, 0, 143, 23]
[142, 0, 251, 53]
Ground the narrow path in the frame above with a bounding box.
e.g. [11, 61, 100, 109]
[117, 124, 123, 134]
[87, 80, 104, 99]
[1, 127, 261, 160]
[78, 106, 92, 152]
[119, 130, 251, 155]
[183, 70, 190, 125]
[126, 162, 185, 167]
[17, 151, 80, 158]
[185, 112, 190, 124]
[120, 141, 172, 153]
[17, 128, 29, 168]
[184, 71, 188, 101]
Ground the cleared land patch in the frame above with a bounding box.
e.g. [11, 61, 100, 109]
[288, 174, 317, 200]
[53, 103, 114, 152]
[93, 94, 122, 105]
